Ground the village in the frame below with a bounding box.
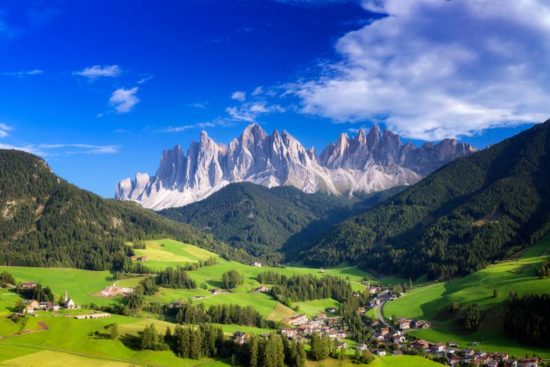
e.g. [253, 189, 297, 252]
[226, 283, 543, 367]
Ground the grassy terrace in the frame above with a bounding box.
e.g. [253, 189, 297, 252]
[0, 238, 384, 366]
[383, 235, 550, 358]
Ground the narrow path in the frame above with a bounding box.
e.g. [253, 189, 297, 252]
[377, 301, 395, 331]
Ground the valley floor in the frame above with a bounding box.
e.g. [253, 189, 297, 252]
[383, 236, 550, 359]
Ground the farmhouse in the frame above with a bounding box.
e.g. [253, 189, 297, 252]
[398, 318, 411, 330]
[233, 331, 250, 345]
[210, 288, 222, 295]
[254, 285, 270, 293]
[287, 314, 308, 326]
[281, 329, 298, 338]
[20, 282, 37, 290]
[252, 261, 262, 267]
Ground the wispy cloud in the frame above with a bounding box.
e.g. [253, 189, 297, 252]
[188, 102, 208, 110]
[226, 102, 285, 123]
[162, 118, 233, 133]
[38, 144, 119, 155]
[0, 123, 12, 138]
[231, 91, 246, 102]
[137, 75, 154, 84]
[1, 69, 43, 77]
[74, 65, 121, 79]
[0, 143, 119, 156]
[109, 87, 140, 114]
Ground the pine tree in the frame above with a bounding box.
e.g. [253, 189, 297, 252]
[249, 335, 259, 367]
[110, 323, 119, 340]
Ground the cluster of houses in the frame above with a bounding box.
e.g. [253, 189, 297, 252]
[280, 310, 347, 342]
[411, 340, 540, 367]
[397, 318, 431, 330]
[24, 289, 77, 315]
[129, 255, 148, 262]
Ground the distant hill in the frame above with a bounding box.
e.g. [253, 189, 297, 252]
[0, 150, 255, 270]
[303, 120, 550, 280]
[160, 182, 403, 262]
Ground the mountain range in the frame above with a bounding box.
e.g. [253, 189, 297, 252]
[116, 124, 475, 210]
[303, 120, 550, 280]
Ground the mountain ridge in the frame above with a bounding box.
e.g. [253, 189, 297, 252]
[0, 149, 256, 270]
[116, 124, 475, 210]
[159, 182, 404, 262]
[303, 120, 550, 280]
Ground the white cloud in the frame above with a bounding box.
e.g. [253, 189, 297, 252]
[188, 102, 208, 109]
[226, 102, 285, 123]
[291, 0, 550, 140]
[38, 144, 119, 155]
[162, 118, 233, 133]
[231, 91, 247, 102]
[0, 143, 118, 156]
[137, 75, 154, 84]
[1, 69, 43, 77]
[0, 123, 12, 138]
[74, 65, 121, 79]
[109, 87, 140, 114]
[252, 86, 264, 96]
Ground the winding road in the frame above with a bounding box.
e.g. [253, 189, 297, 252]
[376, 301, 395, 331]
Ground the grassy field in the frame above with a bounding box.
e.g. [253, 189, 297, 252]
[0, 267, 115, 307]
[294, 298, 339, 318]
[0, 238, 382, 366]
[304, 355, 443, 367]
[133, 239, 220, 270]
[383, 236, 550, 358]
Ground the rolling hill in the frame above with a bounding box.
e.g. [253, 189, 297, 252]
[383, 235, 550, 357]
[160, 182, 403, 261]
[304, 120, 550, 280]
[0, 149, 255, 270]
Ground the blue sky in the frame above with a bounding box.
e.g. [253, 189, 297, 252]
[1, 0, 548, 197]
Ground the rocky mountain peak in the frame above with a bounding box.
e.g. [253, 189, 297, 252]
[116, 124, 476, 210]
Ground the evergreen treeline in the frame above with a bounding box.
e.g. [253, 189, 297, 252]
[160, 182, 402, 263]
[257, 272, 353, 303]
[222, 270, 243, 289]
[0, 149, 258, 271]
[504, 293, 550, 347]
[171, 302, 278, 329]
[139, 323, 306, 366]
[235, 333, 306, 367]
[16, 283, 55, 303]
[156, 267, 196, 289]
[535, 257, 550, 278]
[0, 271, 15, 287]
[304, 120, 550, 280]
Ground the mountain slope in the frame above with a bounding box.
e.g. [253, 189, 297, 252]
[160, 182, 403, 261]
[116, 123, 474, 210]
[0, 150, 255, 270]
[304, 121, 550, 280]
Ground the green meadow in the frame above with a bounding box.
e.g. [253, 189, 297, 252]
[0, 238, 379, 366]
[383, 236, 550, 358]
[133, 238, 220, 270]
[0, 266, 115, 306]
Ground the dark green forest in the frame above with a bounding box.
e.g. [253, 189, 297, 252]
[0, 150, 256, 270]
[304, 120, 550, 280]
[160, 182, 402, 262]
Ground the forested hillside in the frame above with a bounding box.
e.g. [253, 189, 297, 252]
[160, 182, 402, 262]
[304, 120, 550, 280]
[0, 150, 254, 270]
